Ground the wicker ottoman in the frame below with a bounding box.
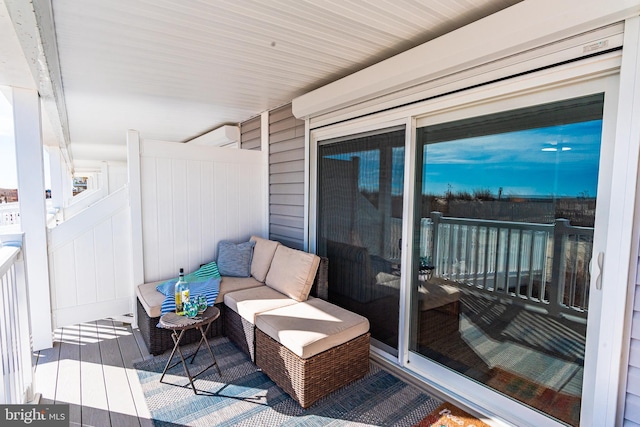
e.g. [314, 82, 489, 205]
[254, 298, 370, 408]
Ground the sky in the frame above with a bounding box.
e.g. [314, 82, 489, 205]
[327, 119, 602, 199]
[422, 120, 602, 198]
[0, 92, 51, 190]
[0, 95, 17, 189]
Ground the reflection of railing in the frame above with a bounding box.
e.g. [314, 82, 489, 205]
[0, 203, 20, 227]
[426, 212, 592, 319]
[0, 236, 35, 404]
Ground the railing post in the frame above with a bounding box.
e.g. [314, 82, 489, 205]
[430, 212, 442, 275]
[550, 218, 570, 315]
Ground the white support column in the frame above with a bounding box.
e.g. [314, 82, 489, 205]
[12, 87, 53, 351]
[261, 111, 270, 239]
[127, 130, 144, 327]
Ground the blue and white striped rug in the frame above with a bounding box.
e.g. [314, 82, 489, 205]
[134, 337, 441, 426]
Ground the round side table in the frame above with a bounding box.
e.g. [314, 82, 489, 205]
[158, 305, 221, 394]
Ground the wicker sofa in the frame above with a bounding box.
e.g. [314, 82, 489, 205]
[135, 235, 370, 408]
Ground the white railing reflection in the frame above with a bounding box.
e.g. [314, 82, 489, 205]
[412, 212, 592, 319]
[0, 235, 34, 404]
[0, 203, 20, 227]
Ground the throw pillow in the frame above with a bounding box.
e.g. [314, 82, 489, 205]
[217, 240, 256, 277]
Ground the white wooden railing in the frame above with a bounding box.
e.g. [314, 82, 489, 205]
[424, 212, 592, 319]
[0, 203, 20, 227]
[0, 234, 34, 404]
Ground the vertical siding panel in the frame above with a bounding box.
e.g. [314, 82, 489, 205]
[172, 159, 189, 272]
[186, 161, 203, 268]
[268, 103, 305, 250]
[53, 242, 77, 309]
[94, 220, 115, 302]
[111, 208, 132, 299]
[155, 157, 174, 278]
[140, 156, 159, 281]
[213, 162, 229, 245]
[74, 232, 96, 305]
[201, 161, 215, 259]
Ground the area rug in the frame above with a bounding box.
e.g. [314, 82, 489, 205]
[413, 402, 491, 427]
[487, 367, 581, 426]
[134, 337, 442, 426]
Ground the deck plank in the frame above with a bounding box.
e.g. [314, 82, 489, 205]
[97, 319, 140, 427]
[132, 327, 152, 361]
[33, 338, 61, 404]
[118, 322, 154, 427]
[55, 325, 82, 426]
[79, 321, 111, 427]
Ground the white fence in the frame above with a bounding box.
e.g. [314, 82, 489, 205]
[48, 186, 133, 328]
[0, 235, 34, 404]
[422, 212, 593, 319]
[0, 203, 20, 227]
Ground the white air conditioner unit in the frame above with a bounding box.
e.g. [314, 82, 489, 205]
[187, 125, 240, 148]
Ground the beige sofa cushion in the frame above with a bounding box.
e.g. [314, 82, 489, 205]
[136, 281, 165, 318]
[250, 236, 280, 282]
[224, 286, 298, 323]
[218, 276, 264, 303]
[265, 245, 320, 302]
[255, 297, 370, 359]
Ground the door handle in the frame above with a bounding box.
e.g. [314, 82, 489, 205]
[590, 252, 604, 290]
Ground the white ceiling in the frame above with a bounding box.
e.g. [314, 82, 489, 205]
[20, 0, 522, 169]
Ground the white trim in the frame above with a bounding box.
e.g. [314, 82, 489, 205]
[596, 15, 640, 426]
[397, 116, 415, 366]
[293, 0, 639, 122]
[303, 117, 310, 252]
[261, 111, 270, 238]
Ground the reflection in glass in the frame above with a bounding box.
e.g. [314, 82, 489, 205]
[317, 129, 405, 352]
[412, 94, 603, 426]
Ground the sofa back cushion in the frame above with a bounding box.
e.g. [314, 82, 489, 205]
[265, 245, 320, 302]
[250, 236, 280, 282]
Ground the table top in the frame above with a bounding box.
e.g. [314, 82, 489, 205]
[159, 306, 220, 330]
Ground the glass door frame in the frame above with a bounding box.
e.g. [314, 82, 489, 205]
[308, 51, 624, 426]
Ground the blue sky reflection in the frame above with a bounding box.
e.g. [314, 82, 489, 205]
[423, 120, 602, 198]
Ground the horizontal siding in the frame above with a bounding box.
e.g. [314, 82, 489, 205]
[240, 116, 261, 150]
[269, 103, 304, 250]
[626, 247, 640, 425]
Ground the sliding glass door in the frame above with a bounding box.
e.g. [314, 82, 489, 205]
[316, 128, 405, 352]
[410, 94, 605, 426]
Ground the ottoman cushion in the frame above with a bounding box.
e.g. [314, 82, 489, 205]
[255, 298, 370, 359]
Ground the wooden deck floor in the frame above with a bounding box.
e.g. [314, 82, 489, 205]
[32, 318, 155, 427]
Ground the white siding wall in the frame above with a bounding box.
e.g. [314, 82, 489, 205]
[625, 248, 640, 426]
[268, 104, 305, 250]
[48, 187, 132, 328]
[139, 139, 265, 283]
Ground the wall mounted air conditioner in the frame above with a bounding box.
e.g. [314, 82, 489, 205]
[186, 125, 240, 148]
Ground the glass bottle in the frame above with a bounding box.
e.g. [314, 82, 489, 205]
[174, 268, 189, 315]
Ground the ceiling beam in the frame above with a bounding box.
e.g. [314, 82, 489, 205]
[3, 0, 73, 173]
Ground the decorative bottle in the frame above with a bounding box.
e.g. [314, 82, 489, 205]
[174, 268, 189, 315]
